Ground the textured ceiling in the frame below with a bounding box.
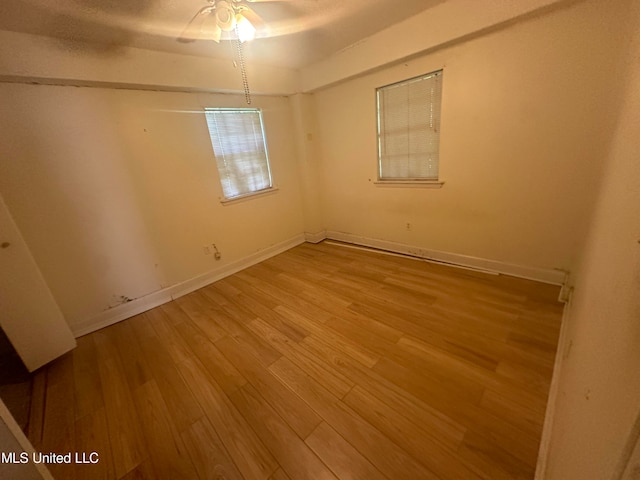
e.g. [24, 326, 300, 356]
[0, 0, 445, 68]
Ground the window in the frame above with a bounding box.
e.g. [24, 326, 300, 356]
[204, 108, 273, 201]
[376, 70, 443, 183]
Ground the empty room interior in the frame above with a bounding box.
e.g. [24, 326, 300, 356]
[0, 0, 639, 479]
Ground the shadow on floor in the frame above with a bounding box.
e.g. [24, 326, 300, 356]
[0, 328, 32, 432]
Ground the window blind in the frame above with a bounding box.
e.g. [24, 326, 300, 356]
[377, 70, 443, 180]
[205, 108, 272, 199]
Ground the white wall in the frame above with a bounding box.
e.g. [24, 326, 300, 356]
[290, 93, 325, 237]
[543, 2, 640, 477]
[0, 83, 305, 331]
[312, 0, 631, 275]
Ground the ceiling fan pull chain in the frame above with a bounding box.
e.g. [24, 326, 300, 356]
[234, 26, 252, 104]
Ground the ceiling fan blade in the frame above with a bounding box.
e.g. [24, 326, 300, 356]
[239, 7, 266, 30]
[177, 5, 215, 43]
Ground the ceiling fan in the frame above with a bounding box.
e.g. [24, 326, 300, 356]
[179, 0, 277, 44]
[179, 0, 288, 104]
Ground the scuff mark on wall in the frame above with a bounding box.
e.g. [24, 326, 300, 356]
[106, 294, 135, 310]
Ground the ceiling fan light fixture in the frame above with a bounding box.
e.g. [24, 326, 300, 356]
[236, 14, 256, 43]
[215, 1, 236, 31]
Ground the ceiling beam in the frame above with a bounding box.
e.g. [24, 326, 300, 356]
[299, 0, 574, 92]
[0, 30, 299, 96]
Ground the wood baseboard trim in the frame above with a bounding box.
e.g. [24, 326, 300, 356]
[168, 234, 306, 299]
[71, 289, 172, 338]
[325, 231, 567, 285]
[535, 287, 574, 479]
[70, 234, 306, 337]
[304, 230, 328, 244]
[71, 231, 567, 337]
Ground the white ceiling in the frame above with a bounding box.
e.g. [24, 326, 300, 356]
[0, 0, 446, 69]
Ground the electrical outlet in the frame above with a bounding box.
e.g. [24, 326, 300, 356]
[406, 222, 412, 231]
[203, 246, 211, 255]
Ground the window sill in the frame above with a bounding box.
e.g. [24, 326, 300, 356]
[220, 187, 279, 205]
[373, 180, 445, 188]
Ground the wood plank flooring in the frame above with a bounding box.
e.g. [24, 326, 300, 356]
[29, 242, 563, 480]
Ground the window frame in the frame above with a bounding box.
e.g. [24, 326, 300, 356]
[375, 69, 444, 188]
[204, 107, 276, 203]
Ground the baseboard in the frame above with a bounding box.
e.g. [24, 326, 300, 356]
[71, 234, 306, 337]
[558, 272, 572, 303]
[71, 289, 172, 337]
[325, 231, 567, 285]
[534, 287, 574, 479]
[72, 231, 565, 337]
[168, 234, 305, 299]
[304, 230, 327, 244]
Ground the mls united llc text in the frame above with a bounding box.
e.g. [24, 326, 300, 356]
[1, 451, 99, 464]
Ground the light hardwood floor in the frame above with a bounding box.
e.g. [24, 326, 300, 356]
[28, 241, 563, 480]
